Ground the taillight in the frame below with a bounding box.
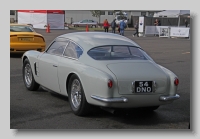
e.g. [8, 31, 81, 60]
[108, 79, 113, 88]
[174, 78, 179, 86]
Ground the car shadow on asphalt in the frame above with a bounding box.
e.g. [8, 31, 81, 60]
[10, 53, 23, 58]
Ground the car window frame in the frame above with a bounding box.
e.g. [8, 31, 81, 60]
[87, 45, 151, 61]
[45, 37, 84, 60]
[45, 40, 69, 57]
[63, 40, 84, 60]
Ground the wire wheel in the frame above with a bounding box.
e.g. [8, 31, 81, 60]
[24, 63, 32, 87]
[70, 79, 82, 109]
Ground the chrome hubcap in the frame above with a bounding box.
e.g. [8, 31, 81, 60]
[24, 63, 32, 87]
[71, 79, 82, 109]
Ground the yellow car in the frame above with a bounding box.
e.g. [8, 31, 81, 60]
[10, 24, 46, 53]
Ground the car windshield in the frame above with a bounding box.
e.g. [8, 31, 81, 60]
[87, 46, 148, 60]
[10, 26, 34, 32]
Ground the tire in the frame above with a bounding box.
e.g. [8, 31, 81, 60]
[68, 74, 90, 116]
[22, 58, 40, 91]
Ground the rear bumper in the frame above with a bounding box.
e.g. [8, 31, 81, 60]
[159, 94, 180, 101]
[91, 94, 180, 103]
[90, 94, 180, 108]
[10, 43, 45, 53]
[91, 95, 128, 103]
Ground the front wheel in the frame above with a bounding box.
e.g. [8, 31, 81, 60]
[68, 74, 90, 116]
[22, 58, 40, 91]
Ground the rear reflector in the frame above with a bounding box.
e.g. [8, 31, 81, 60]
[108, 79, 113, 88]
[174, 78, 179, 86]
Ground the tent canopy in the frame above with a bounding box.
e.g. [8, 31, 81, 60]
[18, 10, 65, 29]
[153, 10, 190, 17]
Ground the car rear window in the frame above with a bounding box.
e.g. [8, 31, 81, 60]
[87, 46, 148, 60]
[10, 26, 34, 32]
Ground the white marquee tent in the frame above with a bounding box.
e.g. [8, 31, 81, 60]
[153, 10, 190, 17]
[18, 10, 65, 29]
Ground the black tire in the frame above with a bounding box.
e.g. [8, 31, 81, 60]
[68, 74, 90, 116]
[22, 58, 39, 91]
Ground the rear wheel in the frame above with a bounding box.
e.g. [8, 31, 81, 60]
[23, 58, 39, 91]
[68, 74, 90, 116]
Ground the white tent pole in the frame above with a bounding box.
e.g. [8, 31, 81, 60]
[178, 15, 180, 27]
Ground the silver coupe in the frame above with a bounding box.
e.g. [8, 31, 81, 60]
[22, 32, 180, 116]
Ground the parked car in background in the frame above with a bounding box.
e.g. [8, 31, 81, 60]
[22, 32, 180, 116]
[72, 19, 98, 28]
[10, 24, 46, 53]
[115, 11, 129, 25]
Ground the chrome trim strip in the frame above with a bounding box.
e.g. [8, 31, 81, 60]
[62, 41, 69, 56]
[91, 95, 128, 103]
[159, 94, 180, 101]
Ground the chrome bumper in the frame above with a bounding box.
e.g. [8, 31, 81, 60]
[159, 94, 180, 101]
[91, 95, 128, 103]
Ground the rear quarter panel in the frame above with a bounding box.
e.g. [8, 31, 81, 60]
[58, 57, 118, 106]
[158, 65, 179, 95]
[22, 50, 43, 84]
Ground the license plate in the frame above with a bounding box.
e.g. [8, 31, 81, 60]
[135, 81, 152, 93]
[19, 38, 32, 41]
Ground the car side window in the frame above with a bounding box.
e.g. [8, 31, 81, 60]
[46, 41, 68, 56]
[82, 20, 88, 23]
[64, 42, 83, 59]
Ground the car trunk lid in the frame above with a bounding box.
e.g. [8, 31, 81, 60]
[10, 32, 45, 43]
[106, 61, 169, 95]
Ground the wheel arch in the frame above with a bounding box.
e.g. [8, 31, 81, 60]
[66, 73, 75, 95]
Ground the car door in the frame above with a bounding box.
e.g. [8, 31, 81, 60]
[58, 41, 83, 96]
[38, 40, 68, 93]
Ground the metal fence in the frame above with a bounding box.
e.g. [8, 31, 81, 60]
[130, 16, 190, 27]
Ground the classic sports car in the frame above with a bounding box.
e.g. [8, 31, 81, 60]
[22, 32, 180, 116]
[72, 19, 98, 28]
[10, 24, 46, 53]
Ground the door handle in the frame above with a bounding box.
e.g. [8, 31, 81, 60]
[53, 65, 58, 67]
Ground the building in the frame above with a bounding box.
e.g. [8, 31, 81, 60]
[10, 10, 163, 24]
[64, 10, 163, 24]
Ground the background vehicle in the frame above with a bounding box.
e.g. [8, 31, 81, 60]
[72, 19, 98, 28]
[22, 32, 180, 116]
[115, 12, 128, 25]
[10, 24, 46, 53]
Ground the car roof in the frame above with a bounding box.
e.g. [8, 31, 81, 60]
[57, 32, 141, 51]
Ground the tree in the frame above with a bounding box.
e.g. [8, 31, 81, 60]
[90, 10, 101, 25]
